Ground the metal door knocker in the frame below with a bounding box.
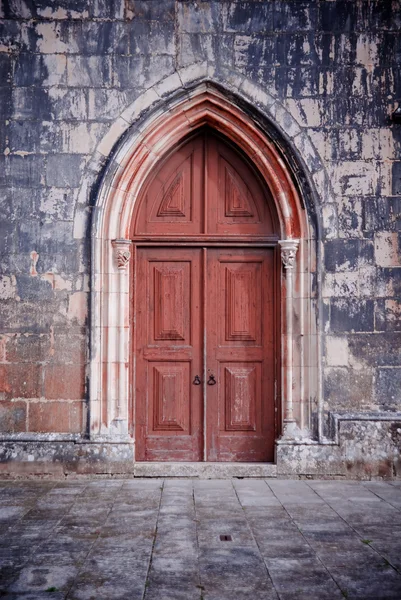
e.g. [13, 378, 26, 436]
[193, 375, 201, 385]
[207, 374, 217, 385]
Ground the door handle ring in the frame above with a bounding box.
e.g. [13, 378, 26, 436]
[207, 374, 217, 385]
[193, 375, 201, 385]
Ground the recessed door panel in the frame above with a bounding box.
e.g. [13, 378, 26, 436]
[223, 261, 262, 345]
[151, 261, 190, 343]
[206, 137, 276, 236]
[223, 363, 260, 432]
[135, 136, 203, 235]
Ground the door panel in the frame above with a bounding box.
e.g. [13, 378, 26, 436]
[135, 136, 204, 235]
[206, 249, 275, 462]
[135, 248, 203, 461]
[206, 137, 276, 236]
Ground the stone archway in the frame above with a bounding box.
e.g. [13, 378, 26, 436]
[89, 83, 317, 462]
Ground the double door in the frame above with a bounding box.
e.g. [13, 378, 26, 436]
[135, 245, 277, 462]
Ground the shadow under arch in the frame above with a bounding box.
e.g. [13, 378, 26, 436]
[89, 82, 323, 454]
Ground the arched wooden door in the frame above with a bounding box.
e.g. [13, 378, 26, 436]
[133, 129, 280, 462]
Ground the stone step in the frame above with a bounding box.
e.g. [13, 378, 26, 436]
[133, 462, 277, 479]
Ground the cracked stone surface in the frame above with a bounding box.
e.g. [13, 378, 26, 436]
[0, 478, 400, 599]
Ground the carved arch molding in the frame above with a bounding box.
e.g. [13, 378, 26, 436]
[90, 84, 318, 455]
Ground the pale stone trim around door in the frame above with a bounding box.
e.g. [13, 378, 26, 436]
[89, 83, 319, 456]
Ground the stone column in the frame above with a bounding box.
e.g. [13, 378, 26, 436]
[111, 239, 132, 437]
[279, 239, 300, 438]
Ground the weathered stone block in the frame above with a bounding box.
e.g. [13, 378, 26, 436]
[46, 154, 85, 188]
[16, 275, 54, 302]
[112, 55, 175, 89]
[0, 275, 16, 300]
[0, 401, 27, 433]
[392, 162, 401, 195]
[88, 88, 137, 120]
[323, 272, 359, 298]
[39, 222, 78, 254]
[339, 418, 401, 479]
[0, 53, 12, 83]
[67, 55, 112, 88]
[59, 122, 107, 154]
[0, 19, 21, 52]
[2, 0, 89, 19]
[37, 188, 77, 222]
[324, 366, 374, 410]
[178, 1, 220, 34]
[325, 335, 349, 367]
[48, 88, 88, 120]
[14, 54, 67, 87]
[129, 20, 175, 56]
[222, 2, 273, 33]
[234, 35, 276, 70]
[0, 363, 42, 399]
[37, 251, 82, 278]
[51, 329, 86, 364]
[375, 298, 401, 332]
[286, 34, 321, 67]
[9, 155, 46, 188]
[338, 197, 364, 237]
[33, 21, 81, 54]
[79, 21, 129, 55]
[363, 197, 401, 233]
[274, 0, 317, 32]
[89, 0, 124, 19]
[5, 333, 51, 363]
[126, 0, 175, 22]
[360, 0, 400, 32]
[12, 88, 52, 120]
[324, 239, 374, 272]
[319, 1, 358, 33]
[328, 161, 379, 197]
[274, 66, 322, 99]
[0, 156, 10, 187]
[6, 121, 59, 154]
[0, 300, 56, 334]
[330, 298, 374, 333]
[13, 221, 40, 254]
[44, 364, 86, 400]
[374, 232, 401, 267]
[375, 367, 401, 407]
[377, 267, 401, 298]
[348, 332, 401, 367]
[178, 33, 235, 69]
[67, 291, 88, 326]
[29, 400, 84, 433]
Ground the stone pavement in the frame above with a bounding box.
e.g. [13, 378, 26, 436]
[0, 479, 400, 600]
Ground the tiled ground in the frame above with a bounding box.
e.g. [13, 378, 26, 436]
[0, 478, 400, 600]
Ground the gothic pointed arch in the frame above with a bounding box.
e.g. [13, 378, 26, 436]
[89, 83, 319, 456]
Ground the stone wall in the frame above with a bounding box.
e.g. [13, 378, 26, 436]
[0, 0, 400, 472]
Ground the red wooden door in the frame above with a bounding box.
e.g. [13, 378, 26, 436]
[206, 248, 275, 462]
[135, 247, 203, 461]
[134, 130, 278, 462]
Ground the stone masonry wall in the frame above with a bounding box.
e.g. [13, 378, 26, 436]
[0, 0, 400, 437]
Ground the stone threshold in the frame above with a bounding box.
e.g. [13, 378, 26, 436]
[133, 462, 277, 478]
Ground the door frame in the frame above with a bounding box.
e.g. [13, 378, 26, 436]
[89, 84, 318, 458]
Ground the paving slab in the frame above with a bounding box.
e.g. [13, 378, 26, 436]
[0, 478, 400, 599]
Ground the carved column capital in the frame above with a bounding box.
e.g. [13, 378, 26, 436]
[279, 239, 299, 270]
[112, 239, 132, 271]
